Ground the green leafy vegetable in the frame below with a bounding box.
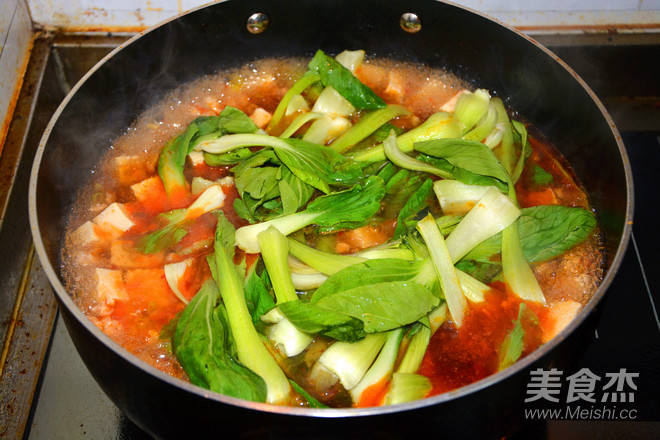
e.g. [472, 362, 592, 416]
[329, 105, 411, 152]
[310, 258, 440, 333]
[203, 148, 253, 166]
[414, 138, 511, 192]
[393, 177, 434, 238]
[462, 205, 597, 264]
[350, 328, 404, 404]
[195, 133, 362, 194]
[210, 214, 291, 403]
[416, 214, 468, 327]
[351, 112, 462, 164]
[157, 107, 258, 199]
[308, 49, 386, 110]
[531, 164, 554, 187]
[243, 260, 276, 333]
[235, 176, 385, 253]
[498, 303, 538, 371]
[172, 279, 267, 402]
[289, 379, 329, 408]
[267, 71, 321, 132]
[277, 300, 366, 342]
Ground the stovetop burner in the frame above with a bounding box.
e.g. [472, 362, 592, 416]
[1, 31, 658, 440]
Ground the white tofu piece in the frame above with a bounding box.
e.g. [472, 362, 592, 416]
[192, 176, 234, 195]
[93, 202, 135, 237]
[440, 89, 468, 113]
[542, 300, 582, 343]
[249, 107, 272, 129]
[218, 176, 235, 187]
[94, 268, 128, 316]
[130, 176, 162, 202]
[114, 155, 153, 186]
[72, 221, 101, 246]
[384, 71, 406, 102]
[188, 150, 205, 166]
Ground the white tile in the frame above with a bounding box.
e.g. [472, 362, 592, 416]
[456, 0, 640, 12]
[0, 0, 32, 146]
[1, 0, 21, 58]
[23, 0, 660, 30]
[640, 0, 660, 10]
[488, 10, 660, 27]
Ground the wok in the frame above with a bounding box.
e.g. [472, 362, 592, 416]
[28, 0, 633, 438]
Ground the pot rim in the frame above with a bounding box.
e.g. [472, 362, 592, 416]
[27, 0, 634, 419]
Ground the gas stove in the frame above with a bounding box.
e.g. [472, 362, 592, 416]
[0, 31, 658, 440]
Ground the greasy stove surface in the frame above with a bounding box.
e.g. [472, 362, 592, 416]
[2, 32, 658, 439]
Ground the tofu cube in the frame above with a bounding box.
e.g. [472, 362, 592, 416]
[384, 71, 406, 103]
[110, 239, 164, 269]
[249, 107, 272, 129]
[72, 221, 101, 246]
[440, 89, 468, 113]
[94, 268, 128, 316]
[130, 176, 164, 202]
[93, 203, 135, 239]
[188, 150, 205, 166]
[115, 155, 154, 186]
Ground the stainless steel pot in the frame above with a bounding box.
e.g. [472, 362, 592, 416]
[28, 0, 633, 438]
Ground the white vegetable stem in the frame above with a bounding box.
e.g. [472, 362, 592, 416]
[444, 187, 520, 263]
[433, 180, 495, 215]
[312, 86, 356, 117]
[164, 259, 193, 304]
[502, 222, 546, 303]
[350, 328, 403, 405]
[257, 227, 313, 356]
[184, 184, 225, 220]
[416, 214, 468, 327]
[383, 373, 432, 405]
[317, 333, 387, 390]
[335, 49, 365, 73]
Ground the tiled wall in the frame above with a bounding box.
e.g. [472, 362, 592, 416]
[0, 0, 32, 149]
[26, 0, 660, 30]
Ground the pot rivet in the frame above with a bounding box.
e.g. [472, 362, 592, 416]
[247, 13, 269, 34]
[400, 13, 421, 33]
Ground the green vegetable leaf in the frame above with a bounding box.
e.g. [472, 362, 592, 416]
[511, 120, 532, 183]
[278, 166, 314, 215]
[157, 107, 258, 199]
[274, 137, 363, 193]
[311, 258, 439, 333]
[414, 138, 511, 191]
[158, 136, 188, 198]
[531, 164, 554, 187]
[277, 300, 366, 342]
[498, 303, 538, 371]
[244, 261, 276, 333]
[308, 50, 386, 110]
[138, 209, 188, 254]
[289, 379, 329, 408]
[315, 281, 438, 333]
[305, 175, 385, 233]
[216, 106, 260, 135]
[394, 177, 434, 238]
[463, 205, 597, 264]
[203, 148, 253, 166]
[173, 279, 267, 401]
